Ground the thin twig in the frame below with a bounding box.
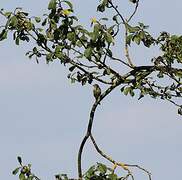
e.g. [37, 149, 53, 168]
[128, 0, 140, 22]
[124, 24, 135, 67]
[124, 0, 140, 68]
[108, 0, 126, 24]
[110, 56, 134, 68]
[78, 83, 122, 179]
[90, 134, 152, 180]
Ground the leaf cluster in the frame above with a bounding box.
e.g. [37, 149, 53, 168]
[0, 1, 181, 113]
[12, 157, 40, 180]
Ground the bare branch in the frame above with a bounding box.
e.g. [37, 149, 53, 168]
[124, 27, 135, 67]
[128, 0, 140, 22]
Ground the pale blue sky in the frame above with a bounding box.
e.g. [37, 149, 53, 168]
[0, 1, 182, 180]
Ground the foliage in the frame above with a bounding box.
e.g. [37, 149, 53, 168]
[13, 157, 137, 180]
[0, 0, 182, 180]
[12, 157, 40, 180]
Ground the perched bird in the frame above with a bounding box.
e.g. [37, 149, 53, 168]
[93, 84, 101, 103]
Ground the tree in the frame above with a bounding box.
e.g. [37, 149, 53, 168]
[0, 0, 181, 179]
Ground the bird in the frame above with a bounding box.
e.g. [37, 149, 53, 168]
[93, 84, 101, 103]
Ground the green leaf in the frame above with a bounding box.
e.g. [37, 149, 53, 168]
[91, 24, 100, 42]
[71, 77, 76, 83]
[138, 22, 149, 29]
[42, 18, 47, 26]
[178, 107, 182, 115]
[126, 34, 133, 46]
[97, 4, 105, 12]
[84, 47, 92, 59]
[28, 164, 31, 168]
[34, 17, 41, 23]
[105, 32, 113, 44]
[4, 11, 12, 18]
[17, 156, 22, 165]
[120, 86, 125, 92]
[9, 16, 18, 27]
[15, 37, 20, 45]
[33, 47, 38, 53]
[108, 174, 118, 180]
[81, 77, 87, 86]
[12, 167, 21, 175]
[123, 87, 131, 95]
[25, 21, 33, 31]
[113, 15, 119, 24]
[46, 53, 53, 62]
[37, 28, 44, 32]
[0, 29, 8, 41]
[67, 32, 76, 43]
[139, 31, 145, 39]
[175, 71, 182, 78]
[76, 40, 83, 47]
[102, 0, 109, 6]
[99, 17, 108, 21]
[133, 35, 141, 45]
[62, 1, 73, 10]
[69, 65, 76, 72]
[125, 23, 139, 33]
[108, 25, 115, 35]
[48, 0, 57, 10]
[59, 174, 69, 180]
[27, 176, 34, 180]
[55, 45, 63, 54]
[97, 163, 107, 175]
[20, 12, 29, 16]
[85, 165, 96, 178]
[19, 173, 26, 180]
[129, 89, 135, 97]
[93, 24, 100, 34]
[138, 93, 144, 100]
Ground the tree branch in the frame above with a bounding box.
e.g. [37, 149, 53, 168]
[128, 0, 140, 22]
[78, 82, 122, 179]
[90, 134, 152, 180]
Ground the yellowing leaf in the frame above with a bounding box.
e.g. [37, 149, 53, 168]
[91, 17, 97, 24]
[61, 9, 72, 16]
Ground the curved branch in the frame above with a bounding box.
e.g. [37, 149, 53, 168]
[87, 84, 120, 134]
[77, 134, 89, 179]
[78, 83, 121, 179]
[108, 0, 126, 24]
[90, 134, 152, 180]
[128, 0, 140, 22]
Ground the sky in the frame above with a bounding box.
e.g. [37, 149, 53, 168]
[0, 0, 182, 180]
